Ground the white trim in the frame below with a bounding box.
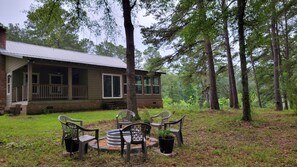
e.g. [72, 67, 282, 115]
[102, 73, 123, 99]
[7, 73, 12, 95]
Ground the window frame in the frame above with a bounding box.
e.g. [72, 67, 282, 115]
[152, 76, 160, 95]
[135, 75, 143, 95]
[102, 73, 123, 99]
[143, 76, 152, 95]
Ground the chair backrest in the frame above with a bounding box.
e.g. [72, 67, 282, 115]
[58, 115, 71, 133]
[58, 115, 71, 123]
[118, 110, 135, 122]
[65, 122, 80, 140]
[160, 111, 172, 119]
[121, 123, 151, 144]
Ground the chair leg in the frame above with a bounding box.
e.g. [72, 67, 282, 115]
[79, 142, 86, 160]
[61, 133, 65, 146]
[176, 131, 183, 146]
[142, 141, 147, 161]
[96, 139, 100, 155]
[121, 140, 124, 157]
[126, 143, 131, 162]
[180, 131, 183, 144]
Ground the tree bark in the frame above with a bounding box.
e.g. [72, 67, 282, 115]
[271, 2, 283, 111]
[237, 0, 251, 121]
[222, 0, 239, 109]
[205, 38, 220, 110]
[122, 0, 139, 119]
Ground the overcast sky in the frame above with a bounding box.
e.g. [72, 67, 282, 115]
[0, 0, 158, 53]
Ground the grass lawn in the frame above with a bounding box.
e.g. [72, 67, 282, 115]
[1, 108, 297, 166]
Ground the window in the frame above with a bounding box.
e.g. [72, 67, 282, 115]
[103, 74, 122, 98]
[24, 73, 40, 94]
[135, 75, 142, 94]
[50, 74, 63, 94]
[152, 77, 160, 94]
[7, 74, 11, 95]
[144, 77, 151, 94]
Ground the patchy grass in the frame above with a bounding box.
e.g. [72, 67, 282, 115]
[0, 109, 297, 166]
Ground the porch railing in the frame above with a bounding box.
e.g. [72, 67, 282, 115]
[12, 84, 88, 102]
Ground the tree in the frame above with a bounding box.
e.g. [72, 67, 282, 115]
[237, 0, 251, 121]
[221, 0, 239, 109]
[142, 0, 220, 110]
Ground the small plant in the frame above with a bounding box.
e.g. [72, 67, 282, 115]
[158, 129, 173, 139]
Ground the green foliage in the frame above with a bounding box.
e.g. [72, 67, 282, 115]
[142, 109, 151, 123]
[158, 129, 173, 139]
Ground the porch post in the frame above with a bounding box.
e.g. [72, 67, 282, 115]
[68, 67, 72, 100]
[27, 62, 32, 101]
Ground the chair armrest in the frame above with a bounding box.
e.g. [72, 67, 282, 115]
[78, 125, 99, 138]
[69, 119, 83, 126]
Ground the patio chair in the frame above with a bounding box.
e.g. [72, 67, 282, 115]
[149, 111, 172, 130]
[164, 115, 186, 146]
[120, 123, 151, 162]
[58, 115, 83, 145]
[116, 110, 135, 129]
[66, 122, 100, 160]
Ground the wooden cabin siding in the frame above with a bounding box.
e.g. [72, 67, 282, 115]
[5, 57, 27, 73]
[88, 67, 101, 99]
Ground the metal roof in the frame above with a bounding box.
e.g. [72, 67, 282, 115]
[0, 40, 127, 69]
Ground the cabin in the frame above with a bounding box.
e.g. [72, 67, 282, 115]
[0, 27, 163, 114]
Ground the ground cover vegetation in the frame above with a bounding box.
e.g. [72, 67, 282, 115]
[1, 108, 297, 166]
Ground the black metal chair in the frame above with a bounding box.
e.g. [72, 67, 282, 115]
[116, 110, 135, 129]
[120, 123, 151, 162]
[150, 111, 172, 130]
[66, 122, 100, 160]
[58, 115, 83, 145]
[164, 115, 186, 146]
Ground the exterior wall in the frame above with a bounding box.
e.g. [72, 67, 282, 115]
[25, 100, 102, 115]
[5, 57, 27, 73]
[0, 55, 6, 110]
[5, 57, 27, 107]
[88, 67, 101, 99]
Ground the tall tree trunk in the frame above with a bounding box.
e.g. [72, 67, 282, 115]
[237, 0, 251, 121]
[271, 1, 283, 111]
[122, 0, 139, 119]
[283, 13, 291, 109]
[205, 38, 220, 110]
[250, 54, 262, 108]
[222, 0, 239, 109]
[198, 0, 220, 110]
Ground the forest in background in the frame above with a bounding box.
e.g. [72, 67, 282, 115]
[1, 0, 297, 115]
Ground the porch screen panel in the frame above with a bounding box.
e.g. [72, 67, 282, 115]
[113, 76, 121, 97]
[104, 75, 112, 97]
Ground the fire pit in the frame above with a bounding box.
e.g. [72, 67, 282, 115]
[89, 129, 158, 152]
[106, 129, 129, 146]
